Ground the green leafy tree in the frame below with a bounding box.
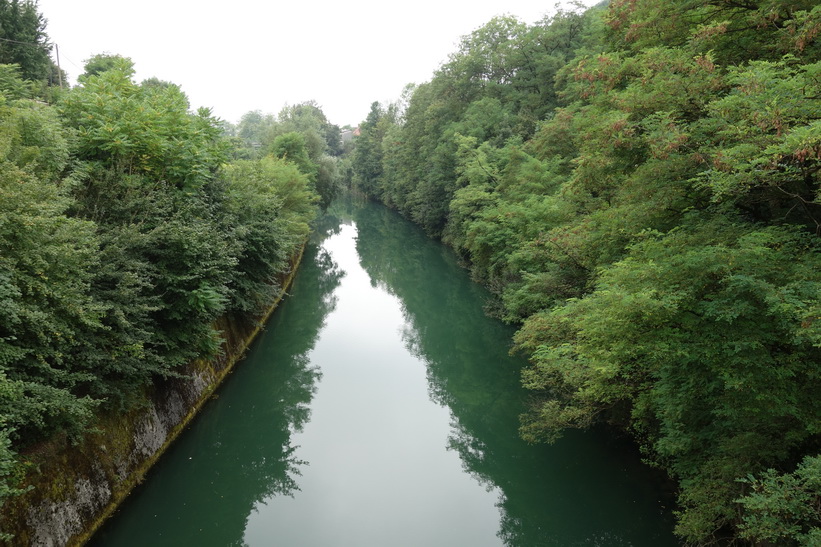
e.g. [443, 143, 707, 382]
[0, 100, 102, 445]
[516, 219, 821, 540]
[0, 41, 324, 538]
[234, 103, 341, 207]
[61, 61, 240, 377]
[352, 102, 390, 197]
[355, 7, 600, 237]
[605, 0, 820, 63]
[236, 110, 276, 150]
[439, 15, 529, 106]
[60, 64, 227, 190]
[350, 1, 821, 544]
[737, 455, 821, 546]
[277, 101, 342, 157]
[78, 53, 135, 83]
[0, 0, 51, 82]
[697, 56, 821, 228]
[271, 131, 316, 179]
[222, 157, 317, 313]
[0, 63, 29, 99]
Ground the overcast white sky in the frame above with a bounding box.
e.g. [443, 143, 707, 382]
[37, 0, 601, 127]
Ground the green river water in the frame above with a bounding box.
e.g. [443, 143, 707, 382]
[89, 196, 678, 546]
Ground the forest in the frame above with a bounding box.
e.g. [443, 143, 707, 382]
[1, 0, 820, 544]
[0, 0, 347, 539]
[349, 0, 821, 545]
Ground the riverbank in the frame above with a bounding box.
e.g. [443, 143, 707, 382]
[85, 196, 677, 546]
[0, 245, 305, 547]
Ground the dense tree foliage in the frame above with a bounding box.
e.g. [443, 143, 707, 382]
[0, 21, 323, 527]
[0, 0, 52, 83]
[351, 1, 821, 544]
[226, 101, 346, 209]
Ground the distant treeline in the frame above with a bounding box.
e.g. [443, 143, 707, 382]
[349, 1, 821, 545]
[0, 1, 347, 534]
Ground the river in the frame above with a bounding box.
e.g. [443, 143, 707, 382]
[89, 195, 677, 546]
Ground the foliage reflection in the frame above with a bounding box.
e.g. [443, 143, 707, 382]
[90, 235, 344, 546]
[351, 195, 676, 546]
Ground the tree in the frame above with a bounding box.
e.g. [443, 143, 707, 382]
[350, 1, 821, 543]
[277, 101, 342, 157]
[351, 101, 389, 197]
[60, 60, 238, 382]
[0, 0, 51, 82]
[0, 98, 102, 445]
[698, 56, 821, 228]
[516, 219, 821, 540]
[737, 455, 821, 546]
[236, 109, 276, 146]
[270, 131, 315, 178]
[60, 63, 227, 190]
[605, 0, 820, 64]
[78, 53, 135, 83]
[0, 63, 28, 99]
[0, 39, 325, 536]
[222, 157, 316, 313]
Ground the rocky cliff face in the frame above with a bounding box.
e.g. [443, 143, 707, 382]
[20, 366, 219, 547]
[1, 248, 303, 547]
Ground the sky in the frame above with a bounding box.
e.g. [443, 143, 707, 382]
[36, 0, 601, 127]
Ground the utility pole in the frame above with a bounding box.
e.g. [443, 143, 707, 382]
[55, 44, 63, 89]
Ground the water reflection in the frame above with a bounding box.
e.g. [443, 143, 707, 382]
[89, 231, 345, 546]
[349, 196, 676, 546]
[90, 194, 675, 547]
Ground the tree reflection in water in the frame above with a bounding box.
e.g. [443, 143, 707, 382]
[91, 195, 674, 547]
[90, 228, 345, 547]
[350, 195, 676, 547]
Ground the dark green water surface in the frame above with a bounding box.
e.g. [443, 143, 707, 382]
[90, 196, 677, 546]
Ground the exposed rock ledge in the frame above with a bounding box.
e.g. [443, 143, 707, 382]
[0, 246, 305, 547]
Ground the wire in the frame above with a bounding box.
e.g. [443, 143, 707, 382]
[57, 51, 82, 71]
[0, 35, 48, 47]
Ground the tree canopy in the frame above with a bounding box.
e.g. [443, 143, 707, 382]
[227, 101, 345, 209]
[0, 0, 51, 82]
[350, 1, 821, 544]
[0, 16, 324, 532]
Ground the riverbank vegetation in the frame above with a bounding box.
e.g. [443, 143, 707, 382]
[350, 1, 821, 544]
[0, 1, 344, 536]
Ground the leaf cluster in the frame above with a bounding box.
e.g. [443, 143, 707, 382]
[350, 0, 821, 543]
[227, 101, 345, 209]
[0, 55, 321, 524]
